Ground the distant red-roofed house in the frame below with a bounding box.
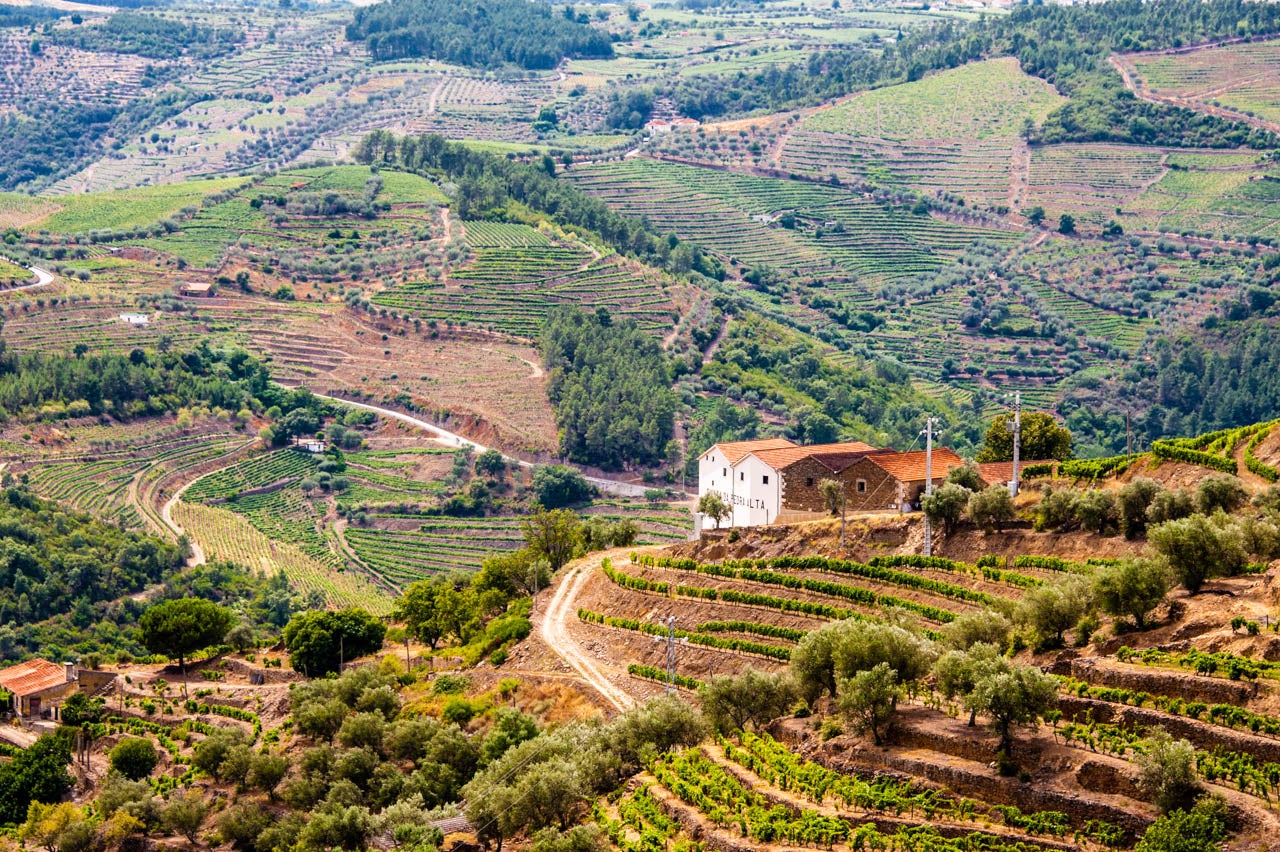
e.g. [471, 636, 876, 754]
[0, 659, 75, 718]
[977, 460, 1058, 488]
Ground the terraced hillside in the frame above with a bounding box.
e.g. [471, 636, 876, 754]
[556, 515, 1280, 848]
[1124, 37, 1280, 128]
[775, 59, 1067, 210]
[566, 157, 1021, 295]
[372, 221, 686, 339]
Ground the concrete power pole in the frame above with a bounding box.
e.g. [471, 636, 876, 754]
[1008, 392, 1022, 498]
[922, 416, 940, 557]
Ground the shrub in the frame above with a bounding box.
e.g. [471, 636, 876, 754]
[1196, 474, 1247, 515]
[109, 737, 159, 781]
[968, 485, 1015, 532]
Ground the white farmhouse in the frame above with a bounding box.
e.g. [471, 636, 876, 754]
[697, 438, 881, 528]
[698, 438, 795, 528]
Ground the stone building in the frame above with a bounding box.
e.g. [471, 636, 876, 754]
[0, 659, 77, 718]
[697, 439, 971, 528]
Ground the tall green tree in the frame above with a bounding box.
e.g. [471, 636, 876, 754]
[283, 609, 386, 677]
[138, 598, 234, 675]
[976, 412, 1072, 463]
[522, 509, 582, 571]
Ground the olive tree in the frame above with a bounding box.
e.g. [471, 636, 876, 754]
[1093, 558, 1172, 630]
[698, 668, 796, 734]
[838, 663, 901, 745]
[1148, 514, 1247, 594]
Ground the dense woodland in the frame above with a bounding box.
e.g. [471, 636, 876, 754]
[0, 489, 183, 649]
[662, 0, 1280, 148]
[541, 308, 676, 470]
[1065, 319, 1280, 453]
[46, 13, 244, 59]
[0, 337, 324, 427]
[346, 0, 613, 69]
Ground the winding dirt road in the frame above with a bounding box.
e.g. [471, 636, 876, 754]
[161, 479, 207, 566]
[538, 555, 636, 712]
[305, 391, 651, 497]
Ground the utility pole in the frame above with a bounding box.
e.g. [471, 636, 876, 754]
[1008, 391, 1022, 498]
[1125, 409, 1133, 457]
[922, 416, 940, 557]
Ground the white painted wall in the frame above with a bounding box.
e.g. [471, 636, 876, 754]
[696, 447, 780, 528]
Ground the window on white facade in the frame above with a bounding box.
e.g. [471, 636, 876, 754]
[762, 475, 769, 485]
[740, 471, 744, 481]
[723, 468, 727, 476]
[856, 479, 867, 493]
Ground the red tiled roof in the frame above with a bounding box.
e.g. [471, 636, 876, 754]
[0, 659, 66, 697]
[977, 460, 1058, 485]
[867, 448, 965, 483]
[753, 441, 882, 471]
[706, 438, 798, 465]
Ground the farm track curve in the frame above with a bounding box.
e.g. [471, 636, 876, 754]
[538, 553, 637, 712]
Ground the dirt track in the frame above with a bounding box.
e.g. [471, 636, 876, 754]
[538, 553, 637, 712]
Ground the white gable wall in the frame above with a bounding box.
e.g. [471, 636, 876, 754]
[696, 447, 781, 528]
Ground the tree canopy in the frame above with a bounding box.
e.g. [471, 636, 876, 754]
[977, 412, 1073, 462]
[541, 309, 675, 470]
[283, 609, 387, 677]
[346, 0, 613, 69]
[138, 598, 234, 672]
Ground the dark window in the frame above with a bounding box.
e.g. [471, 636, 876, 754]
[763, 475, 769, 485]
[722, 467, 727, 476]
[740, 471, 744, 481]
[806, 477, 814, 487]
[856, 479, 867, 493]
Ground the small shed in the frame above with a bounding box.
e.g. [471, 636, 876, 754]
[179, 281, 213, 297]
[297, 439, 327, 454]
[119, 312, 150, 327]
[0, 659, 75, 718]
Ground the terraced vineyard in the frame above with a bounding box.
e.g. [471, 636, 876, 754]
[372, 224, 682, 338]
[1120, 151, 1280, 239]
[175, 501, 391, 614]
[1024, 144, 1168, 227]
[1127, 38, 1280, 126]
[573, 535, 1280, 847]
[17, 422, 251, 531]
[343, 498, 692, 588]
[567, 158, 1020, 294]
[776, 59, 1066, 209]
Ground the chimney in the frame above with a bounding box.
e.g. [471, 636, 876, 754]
[64, 662, 77, 683]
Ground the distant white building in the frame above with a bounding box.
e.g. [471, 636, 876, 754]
[119, 312, 150, 326]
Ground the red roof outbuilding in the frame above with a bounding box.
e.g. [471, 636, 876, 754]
[0, 659, 67, 697]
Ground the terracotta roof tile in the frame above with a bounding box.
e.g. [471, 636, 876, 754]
[706, 438, 798, 465]
[977, 460, 1058, 485]
[0, 659, 67, 697]
[752, 441, 882, 471]
[867, 448, 965, 483]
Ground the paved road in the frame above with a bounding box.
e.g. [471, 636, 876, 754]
[307, 392, 653, 498]
[1, 260, 55, 291]
[538, 555, 636, 712]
